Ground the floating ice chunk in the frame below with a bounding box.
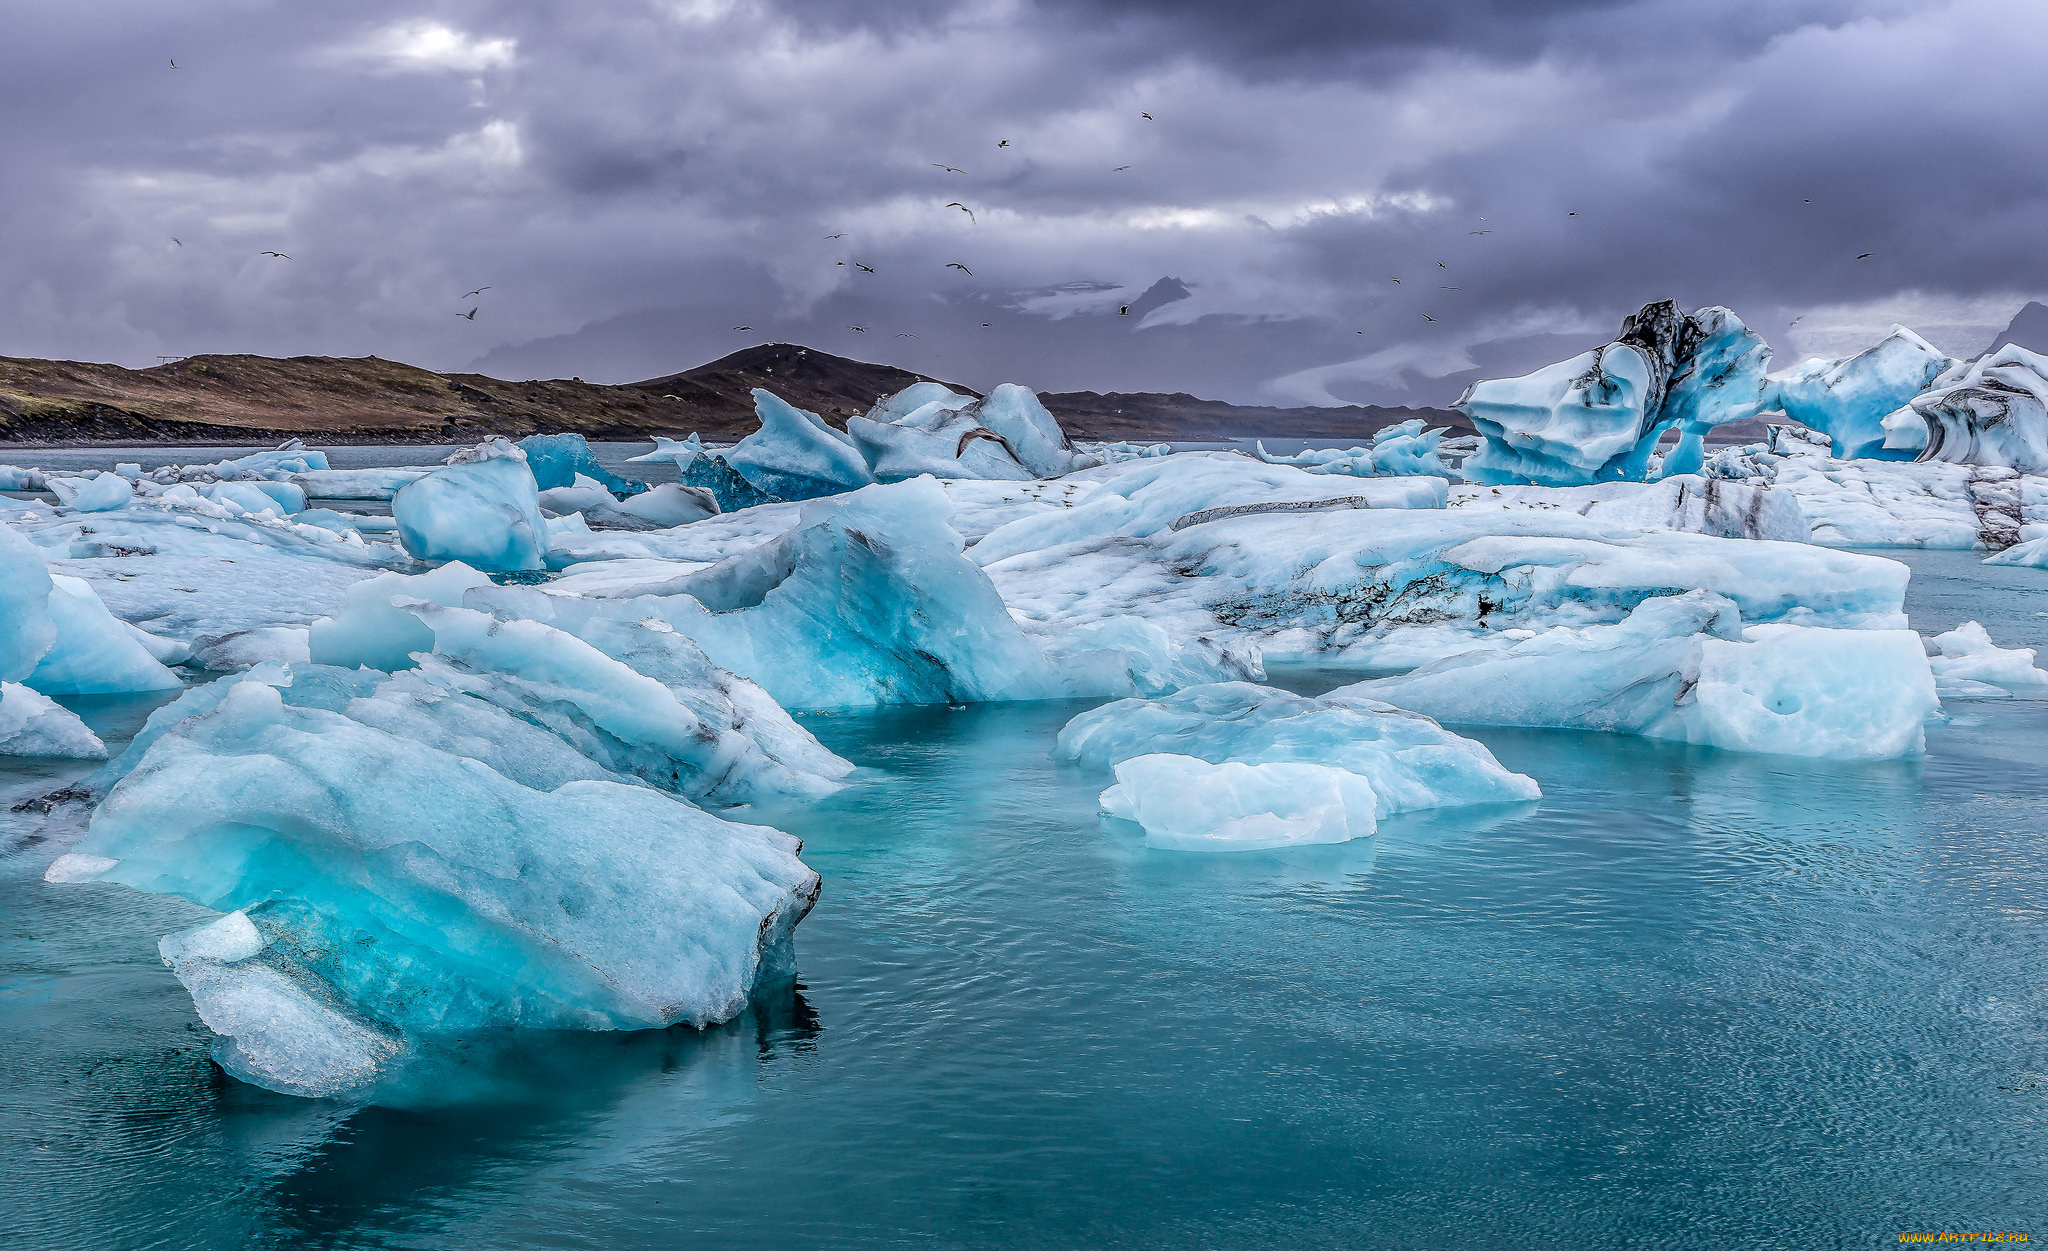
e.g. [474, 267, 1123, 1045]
[1056, 681, 1538, 816]
[62, 680, 822, 1095]
[290, 468, 430, 500]
[308, 562, 495, 671]
[0, 682, 106, 758]
[409, 603, 853, 802]
[626, 433, 708, 469]
[63, 472, 134, 513]
[845, 402, 1038, 482]
[611, 482, 718, 527]
[1925, 620, 2048, 698]
[0, 523, 57, 682]
[190, 626, 312, 672]
[1769, 326, 1955, 459]
[209, 440, 332, 480]
[537, 473, 620, 516]
[114, 463, 143, 480]
[723, 389, 876, 503]
[1895, 345, 2048, 472]
[0, 465, 49, 490]
[1462, 302, 1773, 485]
[1985, 535, 2048, 566]
[969, 452, 1445, 565]
[201, 480, 289, 517]
[158, 911, 405, 1098]
[1343, 591, 1937, 759]
[1099, 754, 1379, 852]
[392, 437, 547, 571]
[30, 575, 183, 694]
[519, 432, 647, 496]
[1254, 422, 1452, 479]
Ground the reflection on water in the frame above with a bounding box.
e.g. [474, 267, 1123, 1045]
[2, 557, 2046, 1246]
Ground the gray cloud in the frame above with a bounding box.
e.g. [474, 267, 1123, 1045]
[2, 0, 2043, 409]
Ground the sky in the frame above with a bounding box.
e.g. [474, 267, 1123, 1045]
[5, 0, 2046, 406]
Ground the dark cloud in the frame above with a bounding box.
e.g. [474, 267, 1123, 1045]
[1, 0, 2042, 408]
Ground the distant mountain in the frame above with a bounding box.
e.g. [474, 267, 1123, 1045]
[1985, 301, 2048, 357]
[0, 343, 1463, 445]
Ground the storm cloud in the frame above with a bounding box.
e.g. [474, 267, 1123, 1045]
[3, 0, 2043, 405]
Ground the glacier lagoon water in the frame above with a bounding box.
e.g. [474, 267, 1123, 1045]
[4, 548, 2047, 1247]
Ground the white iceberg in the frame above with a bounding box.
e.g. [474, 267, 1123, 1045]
[0, 681, 106, 758]
[0, 522, 57, 681]
[722, 389, 876, 503]
[1893, 345, 2048, 472]
[1768, 325, 1955, 459]
[1924, 620, 2048, 699]
[1341, 591, 1937, 760]
[391, 438, 547, 571]
[1056, 681, 1539, 816]
[28, 574, 183, 695]
[1100, 754, 1380, 852]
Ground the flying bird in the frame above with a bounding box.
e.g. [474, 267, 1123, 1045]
[1857, 252, 1873, 260]
[1470, 230, 1492, 235]
[171, 237, 181, 246]
[1391, 277, 1401, 284]
[457, 307, 478, 320]
[825, 233, 845, 239]
[734, 325, 753, 331]
[997, 139, 1010, 148]
[1113, 165, 1131, 171]
[932, 163, 966, 174]
[170, 59, 179, 69]
[1441, 286, 1460, 290]
[1789, 316, 1803, 327]
[946, 262, 973, 275]
[1436, 261, 1447, 269]
[848, 325, 868, 333]
[946, 202, 975, 223]
[1357, 329, 1365, 334]
[1421, 313, 1437, 322]
[1119, 305, 1130, 316]
[897, 332, 917, 338]
[1568, 211, 1578, 216]
[1141, 112, 1153, 121]
[260, 251, 290, 259]
[981, 321, 992, 327]
[462, 287, 491, 299]
[855, 262, 875, 273]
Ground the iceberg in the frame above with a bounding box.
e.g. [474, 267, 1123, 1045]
[1894, 345, 2048, 472]
[0, 681, 106, 758]
[1056, 681, 1539, 815]
[610, 482, 718, 527]
[290, 468, 430, 500]
[29, 574, 183, 695]
[391, 438, 547, 572]
[1099, 754, 1379, 852]
[50, 679, 823, 1096]
[1924, 620, 2048, 698]
[626, 433, 709, 470]
[0, 522, 57, 681]
[1984, 534, 2048, 566]
[1253, 421, 1452, 480]
[1340, 591, 1937, 760]
[845, 388, 1037, 482]
[54, 472, 134, 513]
[1460, 301, 1772, 486]
[308, 561, 496, 671]
[518, 432, 647, 497]
[721, 389, 876, 504]
[1768, 326, 1955, 459]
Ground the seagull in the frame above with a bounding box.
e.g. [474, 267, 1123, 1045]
[1441, 286, 1460, 290]
[1857, 252, 1872, 260]
[1113, 165, 1131, 171]
[462, 287, 491, 299]
[457, 307, 478, 320]
[1470, 230, 1492, 235]
[734, 325, 753, 331]
[997, 139, 1010, 148]
[1357, 329, 1365, 334]
[260, 251, 290, 259]
[171, 237, 181, 246]
[170, 59, 180, 69]
[1437, 261, 1447, 269]
[855, 262, 875, 273]
[1141, 112, 1153, 121]
[1391, 277, 1401, 284]
[1119, 305, 1130, 316]
[849, 325, 868, 332]
[981, 321, 992, 327]
[1421, 313, 1437, 322]
[1789, 316, 1802, 328]
[825, 233, 845, 239]
[897, 332, 917, 337]
[1804, 199, 1812, 204]
[946, 262, 973, 275]
[932, 163, 966, 174]
[946, 202, 975, 223]
[1568, 211, 1578, 216]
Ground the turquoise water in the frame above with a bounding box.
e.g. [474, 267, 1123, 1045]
[4, 550, 2047, 1247]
